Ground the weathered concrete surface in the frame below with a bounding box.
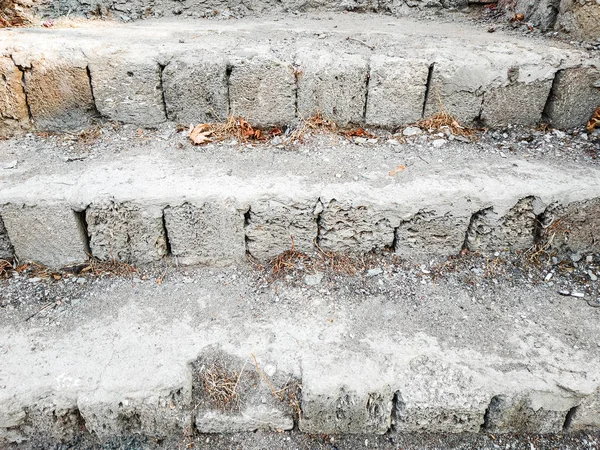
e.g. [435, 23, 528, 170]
[297, 48, 368, 126]
[229, 50, 296, 128]
[162, 52, 229, 124]
[89, 50, 166, 126]
[1, 261, 599, 442]
[555, 0, 600, 40]
[164, 202, 246, 265]
[245, 199, 318, 262]
[11, 51, 96, 130]
[0, 16, 594, 131]
[0, 56, 29, 135]
[366, 55, 428, 128]
[544, 66, 600, 130]
[1, 137, 600, 266]
[542, 198, 600, 255]
[0, 204, 86, 267]
[466, 197, 543, 254]
[86, 200, 167, 264]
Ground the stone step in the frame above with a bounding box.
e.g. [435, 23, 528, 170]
[0, 130, 599, 268]
[0, 15, 598, 134]
[1, 260, 599, 444]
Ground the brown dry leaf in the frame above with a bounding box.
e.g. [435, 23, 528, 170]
[587, 107, 600, 133]
[189, 123, 214, 145]
[389, 165, 406, 176]
[343, 128, 375, 138]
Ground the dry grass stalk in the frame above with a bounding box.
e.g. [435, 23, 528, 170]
[587, 107, 600, 133]
[271, 237, 310, 277]
[78, 257, 140, 278]
[417, 89, 476, 138]
[188, 116, 281, 146]
[286, 111, 337, 143]
[0, 259, 12, 278]
[201, 363, 241, 409]
[77, 125, 102, 144]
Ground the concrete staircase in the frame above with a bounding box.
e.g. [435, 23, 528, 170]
[0, 4, 600, 447]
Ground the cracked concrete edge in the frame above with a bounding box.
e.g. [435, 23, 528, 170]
[0, 24, 597, 133]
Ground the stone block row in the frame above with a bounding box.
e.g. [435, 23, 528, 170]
[2, 40, 598, 133]
[1, 194, 598, 267]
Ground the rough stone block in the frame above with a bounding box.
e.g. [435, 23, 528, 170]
[545, 66, 600, 129]
[569, 389, 600, 431]
[0, 216, 14, 260]
[482, 394, 577, 433]
[481, 68, 555, 127]
[424, 57, 490, 124]
[245, 199, 318, 261]
[395, 210, 468, 257]
[162, 52, 229, 124]
[0, 56, 29, 135]
[317, 200, 395, 253]
[18, 55, 95, 130]
[86, 201, 167, 264]
[1, 204, 86, 268]
[296, 49, 368, 126]
[299, 354, 393, 434]
[394, 355, 489, 433]
[89, 52, 166, 126]
[365, 55, 429, 128]
[78, 390, 188, 440]
[229, 53, 296, 127]
[466, 197, 541, 253]
[164, 201, 245, 265]
[541, 198, 600, 254]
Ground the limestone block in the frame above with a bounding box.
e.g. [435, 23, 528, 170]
[395, 210, 469, 257]
[1, 204, 86, 267]
[164, 201, 245, 265]
[0, 56, 28, 134]
[365, 55, 429, 128]
[162, 52, 229, 123]
[297, 48, 368, 126]
[466, 197, 541, 253]
[16, 53, 95, 130]
[318, 200, 395, 253]
[545, 66, 600, 129]
[541, 198, 600, 254]
[245, 199, 318, 261]
[229, 52, 296, 127]
[86, 200, 167, 264]
[89, 51, 166, 126]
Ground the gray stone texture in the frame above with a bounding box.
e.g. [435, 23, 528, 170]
[395, 210, 469, 257]
[365, 55, 429, 128]
[545, 66, 600, 130]
[0, 56, 29, 135]
[89, 52, 166, 126]
[0, 216, 14, 260]
[481, 78, 554, 128]
[317, 200, 395, 253]
[229, 53, 296, 128]
[86, 201, 167, 264]
[515, 0, 560, 30]
[570, 389, 600, 431]
[162, 52, 229, 124]
[482, 394, 578, 433]
[245, 199, 318, 262]
[555, 0, 600, 40]
[542, 199, 600, 254]
[466, 197, 540, 253]
[296, 48, 368, 126]
[0, 204, 86, 267]
[22, 57, 95, 130]
[163, 201, 245, 265]
[423, 57, 489, 124]
[196, 408, 294, 433]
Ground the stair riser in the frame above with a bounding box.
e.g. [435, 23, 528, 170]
[2, 29, 598, 132]
[1, 194, 599, 267]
